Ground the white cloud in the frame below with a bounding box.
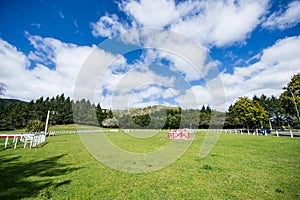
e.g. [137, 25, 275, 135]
[263, 1, 300, 30]
[174, 71, 226, 111]
[0, 38, 29, 76]
[99, 84, 177, 109]
[171, 0, 268, 47]
[162, 88, 180, 99]
[96, 62, 177, 109]
[261, 36, 300, 64]
[91, 0, 269, 47]
[142, 48, 205, 82]
[0, 36, 100, 101]
[121, 0, 178, 28]
[117, 29, 210, 82]
[90, 14, 127, 38]
[176, 85, 211, 109]
[0, 38, 31, 99]
[170, 36, 300, 110]
[220, 36, 300, 108]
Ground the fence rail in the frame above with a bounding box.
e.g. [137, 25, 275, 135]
[49, 129, 120, 135]
[0, 133, 46, 149]
[48, 128, 300, 138]
[213, 129, 300, 138]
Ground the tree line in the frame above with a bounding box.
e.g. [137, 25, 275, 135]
[0, 73, 299, 131]
[0, 95, 223, 131]
[227, 73, 300, 129]
[0, 94, 112, 131]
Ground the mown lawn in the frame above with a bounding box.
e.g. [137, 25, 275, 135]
[0, 131, 299, 199]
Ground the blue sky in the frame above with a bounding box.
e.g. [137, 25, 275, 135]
[0, 0, 299, 110]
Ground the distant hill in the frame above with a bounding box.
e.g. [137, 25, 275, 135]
[0, 98, 28, 106]
[127, 105, 181, 116]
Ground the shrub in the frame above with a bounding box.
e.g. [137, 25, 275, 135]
[26, 120, 45, 132]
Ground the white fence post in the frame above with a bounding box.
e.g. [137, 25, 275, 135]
[4, 136, 9, 148]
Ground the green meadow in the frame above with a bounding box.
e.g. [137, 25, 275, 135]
[0, 130, 299, 199]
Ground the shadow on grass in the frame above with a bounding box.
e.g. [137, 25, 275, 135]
[0, 154, 80, 199]
[0, 141, 49, 151]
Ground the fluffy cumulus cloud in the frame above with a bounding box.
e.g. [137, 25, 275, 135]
[171, 0, 268, 47]
[263, 1, 300, 30]
[0, 38, 30, 99]
[92, 0, 269, 47]
[219, 36, 300, 107]
[0, 36, 96, 101]
[141, 46, 207, 82]
[175, 85, 211, 109]
[121, 0, 178, 28]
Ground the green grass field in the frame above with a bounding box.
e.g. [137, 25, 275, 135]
[0, 130, 299, 199]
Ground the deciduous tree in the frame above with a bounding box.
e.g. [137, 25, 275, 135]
[280, 73, 300, 121]
[228, 97, 269, 129]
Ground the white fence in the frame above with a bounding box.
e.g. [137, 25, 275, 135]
[204, 129, 300, 138]
[0, 132, 46, 149]
[48, 129, 120, 136]
[46, 128, 300, 138]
